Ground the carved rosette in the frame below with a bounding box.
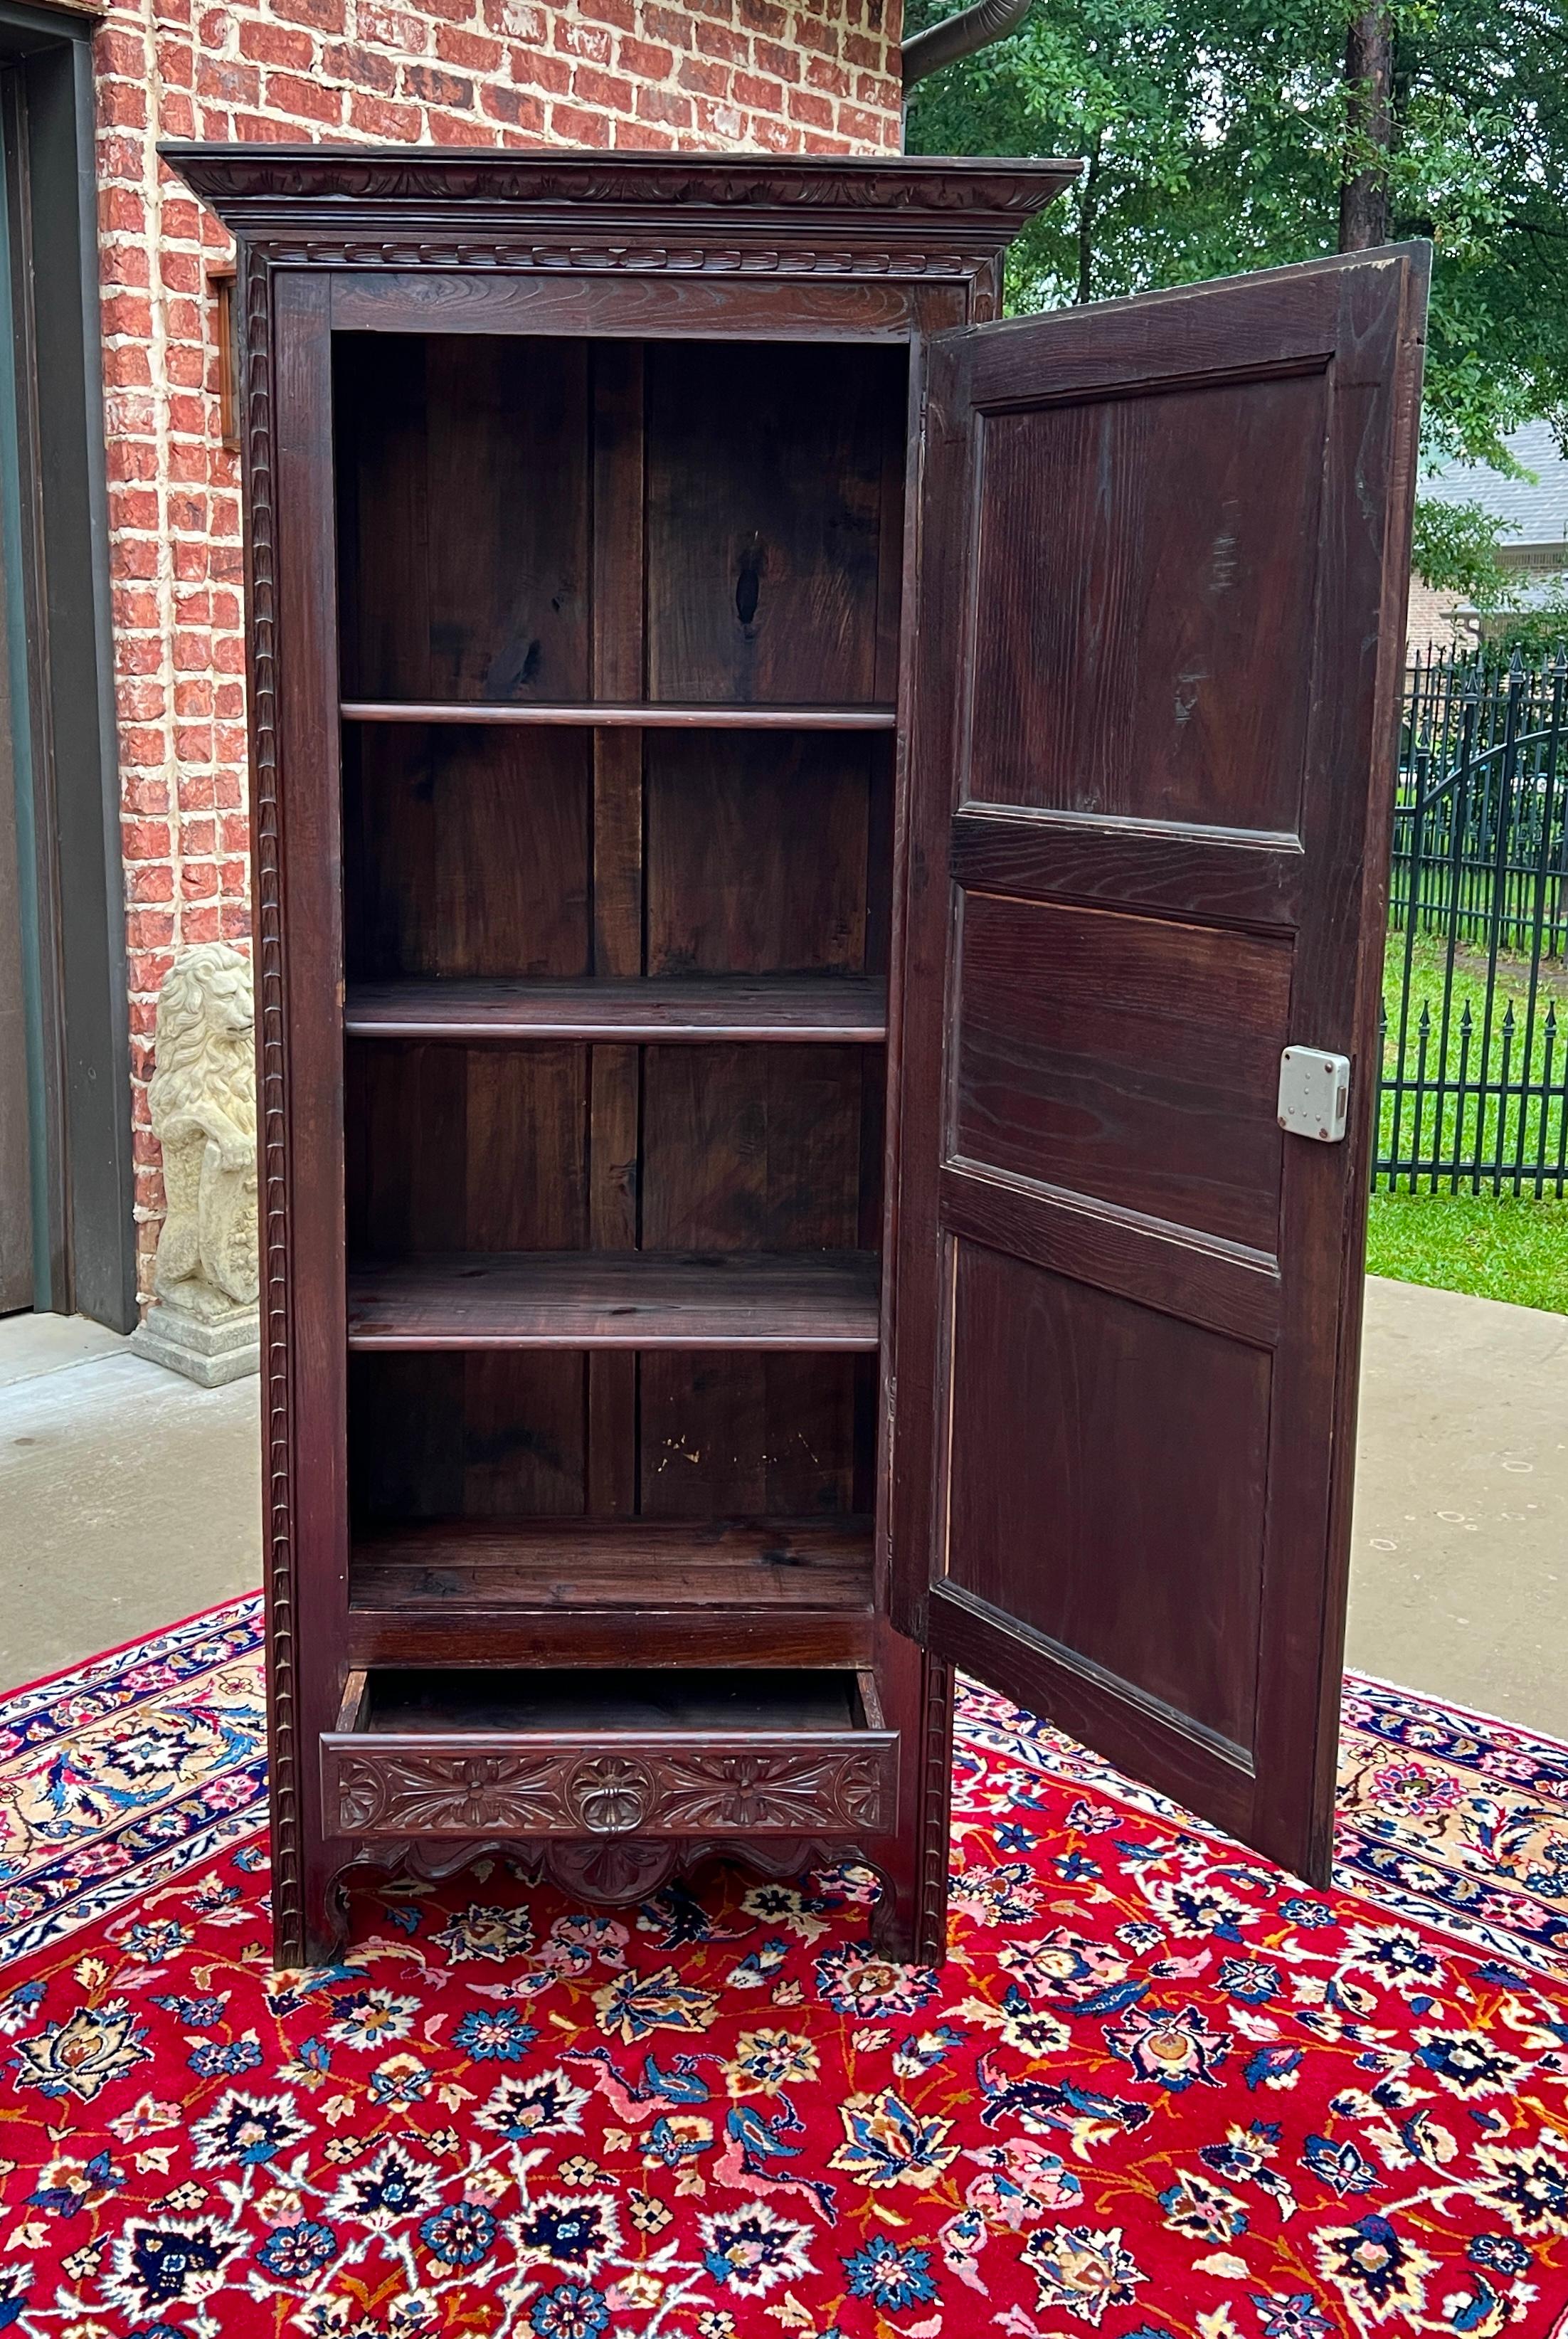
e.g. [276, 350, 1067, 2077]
[335, 1751, 563, 1836]
[324, 1738, 896, 1842]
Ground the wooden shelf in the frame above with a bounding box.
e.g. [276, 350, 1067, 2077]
[344, 976, 888, 1044]
[346, 1250, 881, 1351]
[353, 1516, 873, 1608]
[348, 1518, 876, 1669]
[341, 699, 896, 730]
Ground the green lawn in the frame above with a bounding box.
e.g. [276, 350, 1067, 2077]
[1366, 1190, 1568, 1313]
[1372, 926, 1568, 1313]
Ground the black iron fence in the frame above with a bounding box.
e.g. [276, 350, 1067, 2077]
[1377, 648, 1568, 1194]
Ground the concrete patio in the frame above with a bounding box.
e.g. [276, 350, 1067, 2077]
[1, 1277, 1564, 1737]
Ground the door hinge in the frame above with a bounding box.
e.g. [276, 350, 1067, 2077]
[1277, 1047, 1350, 1142]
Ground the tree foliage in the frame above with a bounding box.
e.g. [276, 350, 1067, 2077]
[904, 0, 1568, 498]
[1410, 498, 1517, 599]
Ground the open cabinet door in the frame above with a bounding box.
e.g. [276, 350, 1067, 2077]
[891, 245, 1427, 1886]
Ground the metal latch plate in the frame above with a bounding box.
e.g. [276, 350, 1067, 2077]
[1277, 1047, 1350, 1142]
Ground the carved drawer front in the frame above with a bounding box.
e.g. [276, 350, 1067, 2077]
[322, 1666, 898, 1842]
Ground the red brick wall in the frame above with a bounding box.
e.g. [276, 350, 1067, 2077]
[95, 0, 904, 1306]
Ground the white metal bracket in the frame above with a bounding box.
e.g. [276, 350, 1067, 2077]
[1277, 1047, 1350, 1142]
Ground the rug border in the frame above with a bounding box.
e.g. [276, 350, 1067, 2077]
[1346, 1664, 1568, 1755]
[0, 1585, 263, 1709]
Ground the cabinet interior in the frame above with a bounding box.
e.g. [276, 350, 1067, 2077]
[332, 332, 909, 1654]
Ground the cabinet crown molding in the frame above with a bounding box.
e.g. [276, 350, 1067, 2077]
[158, 144, 1081, 250]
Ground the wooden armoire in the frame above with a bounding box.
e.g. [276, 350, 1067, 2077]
[169, 146, 1426, 1970]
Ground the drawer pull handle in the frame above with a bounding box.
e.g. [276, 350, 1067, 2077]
[568, 1753, 655, 1836]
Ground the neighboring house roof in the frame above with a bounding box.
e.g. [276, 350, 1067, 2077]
[1423, 419, 1568, 547]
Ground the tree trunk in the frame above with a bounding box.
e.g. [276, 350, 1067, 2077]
[1339, 9, 1393, 250]
[1076, 131, 1101, 304]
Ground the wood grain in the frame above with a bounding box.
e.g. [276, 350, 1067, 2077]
[645, 341, 907, 706]
[351, 1514, 873, 1605]
[342, 699, 896, 729]
[346, 1250, 881, 1349]
[586, 341, 645, 1518]
[968, 371, 1326, 830]
[165, 146, 1057, 1966]
[344, 976, 889, 1042]
[953, 889, 1290, 1252]
[334, 333, 590, 704]
[891, 246, 1429, 1891]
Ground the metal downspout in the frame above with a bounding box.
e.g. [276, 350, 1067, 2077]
[900, 0, 1033, 92]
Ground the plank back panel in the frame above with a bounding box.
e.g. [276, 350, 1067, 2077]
[349, 1353, 587, 1520]
[645, 342, 906, 705]
[335, 334, 590, 703]
[645, 732, 872, 976]
[343, 725, 590, 982]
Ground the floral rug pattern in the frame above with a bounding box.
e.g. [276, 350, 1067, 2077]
[0, 1598, 1565, 2338]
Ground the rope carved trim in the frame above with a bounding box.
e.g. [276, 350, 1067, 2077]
[242, 250, 304, 1965]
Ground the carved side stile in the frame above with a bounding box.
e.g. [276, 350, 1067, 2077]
[917, 1655, 955, 1960]
[241, 248, 305, 1967]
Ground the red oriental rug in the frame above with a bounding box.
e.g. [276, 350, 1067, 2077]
[1, 1595, 1566, 2339]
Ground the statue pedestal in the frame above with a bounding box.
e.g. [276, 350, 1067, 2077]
[129, 1303, 260, 1388]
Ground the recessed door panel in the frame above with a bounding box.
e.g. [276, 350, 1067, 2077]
[968, 371, 1325, 830]
[953, 891, 1290, 1249]
[946, 1241, 1269, 1755]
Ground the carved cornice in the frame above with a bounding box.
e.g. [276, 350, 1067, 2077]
[248, 241, 987, 278]
[164, 145, 1078, 218]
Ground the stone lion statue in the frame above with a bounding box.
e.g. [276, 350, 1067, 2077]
[148, 941, 259, 1319]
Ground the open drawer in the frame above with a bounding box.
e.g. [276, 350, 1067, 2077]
[322, 1667, 899, 1842]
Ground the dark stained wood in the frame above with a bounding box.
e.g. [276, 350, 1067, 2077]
[640, 1031, 870, 1519]
[344, 976, 889, 1042]
[646, 342, 906, 707]
[945, 1241, 1268, 1755]
[321, 1663, 899, 1843]
[950, 806, 1305, 931]
[342, 699, 896, 729]
[968, 369, 1326, 829]
[168, 144, 1081, 1969]
[335, 334, 590, 704]
[329, 271, 942, 342]
[641, 1045, 867, 1251]
[342, 724, 590, 981]
[350, 1608, 876, 1672]
[349, 1353, 588, 1520]
[939, 1163, 1281, 1348]
[646, 732, 872, 976]
[640, 1353, 864, 1519]
[586, 342, 645, 1519]
[267, 267, 351, 1973]
[891, 246, 1429, 1888]
[346, 1250, 881, 1350]
[357, 1664, 867, 1732]
[351, 1514, 872, 1605]
[953, 889, 1290, 1252]
[168, 145, 1081, 232]
[348, 1514, 879, 1668]
[345, 1042, 588, 1254]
